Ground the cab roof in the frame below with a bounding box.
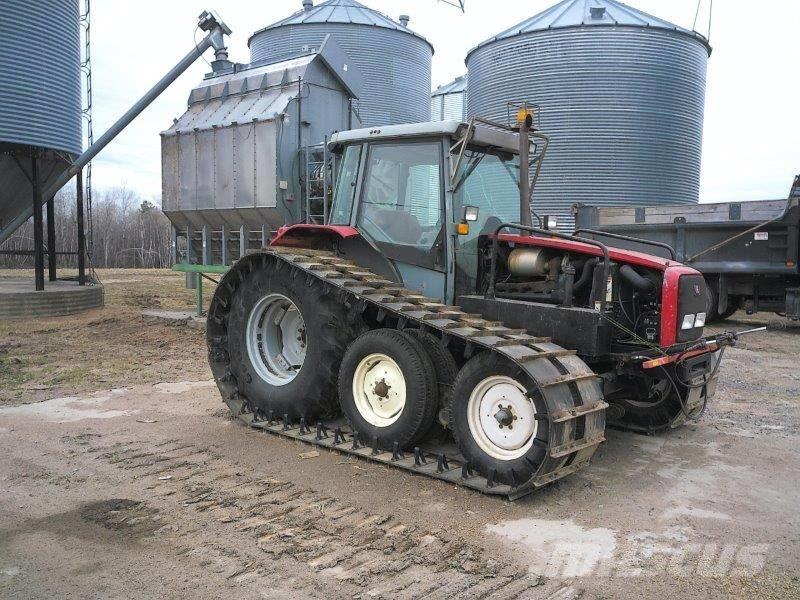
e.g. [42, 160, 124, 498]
[328, 120, 522, 155]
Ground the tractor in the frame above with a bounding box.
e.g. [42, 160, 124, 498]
[207, 115, 743, 498]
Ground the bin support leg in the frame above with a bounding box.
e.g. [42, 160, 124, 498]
[196, 274, 203, 317]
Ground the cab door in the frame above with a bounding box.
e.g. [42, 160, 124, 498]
[355, 139, 447, 301]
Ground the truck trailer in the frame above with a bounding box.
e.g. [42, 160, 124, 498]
[574, 176, 800, 320]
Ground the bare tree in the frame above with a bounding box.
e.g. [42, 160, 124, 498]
[0, 187, 173, 269]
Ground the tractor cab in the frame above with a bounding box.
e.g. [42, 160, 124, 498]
[323, 120, 542, 304]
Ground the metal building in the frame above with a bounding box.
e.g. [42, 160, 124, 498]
[430, 75, 466, 121]
[162, 36, 362, 265]
[0, 0, 82, 246]
[248, 0, 433, 127]
[465, 0, 711, 230]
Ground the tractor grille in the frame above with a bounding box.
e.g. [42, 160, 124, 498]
[677, 274, 707, 342]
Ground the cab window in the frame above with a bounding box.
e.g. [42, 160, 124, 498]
[357, 141, 444, 269]
[453, 148, 521, 245]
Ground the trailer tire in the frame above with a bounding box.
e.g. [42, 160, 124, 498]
[717, 297, 741, 320]
[403, 329, 458, 428]
[704, 278, 720, 321]
[338, 329, 438, 448]
[450, 352, 548, 486]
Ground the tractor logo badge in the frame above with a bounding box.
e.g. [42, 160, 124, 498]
[693, 284, 701, 296]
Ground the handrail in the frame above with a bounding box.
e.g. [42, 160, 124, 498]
[486, 223, 611, 311]
[573, 228, 677, 260]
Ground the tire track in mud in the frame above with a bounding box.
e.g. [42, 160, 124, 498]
[86, 437, 563, 599]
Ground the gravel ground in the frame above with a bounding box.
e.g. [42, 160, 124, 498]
[0, 269, 798, 599]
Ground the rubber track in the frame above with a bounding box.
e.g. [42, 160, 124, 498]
[207, 247, 608, 500]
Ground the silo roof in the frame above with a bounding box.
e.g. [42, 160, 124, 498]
[249, 0, 433, 52]
[467, 0, 710, 58]
[432, 75, 467, 96]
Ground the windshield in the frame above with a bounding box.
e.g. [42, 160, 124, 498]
[453, 148, 521, 243]
[328, 145, 362, 225]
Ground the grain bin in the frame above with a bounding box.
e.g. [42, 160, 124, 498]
[249, 0, 432, 127]
[430, 75, 466, 121]
[466, 0, 711, 230]
[0, 0, 82, 244]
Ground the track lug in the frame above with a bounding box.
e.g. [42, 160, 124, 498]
[282, 414, 290, 431]
[486, 469, 497, 488]
[333, 427, 346, 445]
[391, 442, 404, 461]
[414, 447, 426, 466]
[436, 454, 449, 473]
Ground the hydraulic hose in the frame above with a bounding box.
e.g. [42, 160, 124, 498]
[619, 264, 654, 294]
[573, 257, 599, 291]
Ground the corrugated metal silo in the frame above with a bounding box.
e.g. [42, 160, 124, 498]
[466, 0, 710, 230]
[430, 75, 466, 121]
[248, 0, 433, 127]
[0, 0, 82, 243]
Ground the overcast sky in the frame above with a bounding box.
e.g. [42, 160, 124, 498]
[88, 0, 798, 204]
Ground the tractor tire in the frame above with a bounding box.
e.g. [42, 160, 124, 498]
[403, 328, 459, 428]
[338, 329, 438, 448]
[225, 264, 363, 421]
[449, 352, 549, 486]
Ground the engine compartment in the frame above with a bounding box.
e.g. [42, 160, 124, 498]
[477, 241, 666, 349]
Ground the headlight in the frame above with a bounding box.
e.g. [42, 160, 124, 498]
[694, 312, 706, 328]
[681, 314, 696, 330]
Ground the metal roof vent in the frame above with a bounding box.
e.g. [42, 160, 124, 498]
[302, 0, 313, 12]
[590, 6, 606, 19]
[399, 15, 410, 27]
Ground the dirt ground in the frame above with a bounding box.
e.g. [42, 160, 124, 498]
[1, 269, 798, 599]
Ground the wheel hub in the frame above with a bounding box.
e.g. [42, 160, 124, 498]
[353, 353, 406, 427]
[373, 379, 391, 398]
[467, 376, 538, 460]
[494, 405, 517, 429]
[245, 293, 306, 386]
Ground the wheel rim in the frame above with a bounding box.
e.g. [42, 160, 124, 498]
[467, 375, 538, 461]
[246, 293, 306, 386]
[352, 353, 406, 427]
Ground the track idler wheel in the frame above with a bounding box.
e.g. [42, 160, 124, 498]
[338, 329, 438, 448]
[450, 352, 549, 486]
